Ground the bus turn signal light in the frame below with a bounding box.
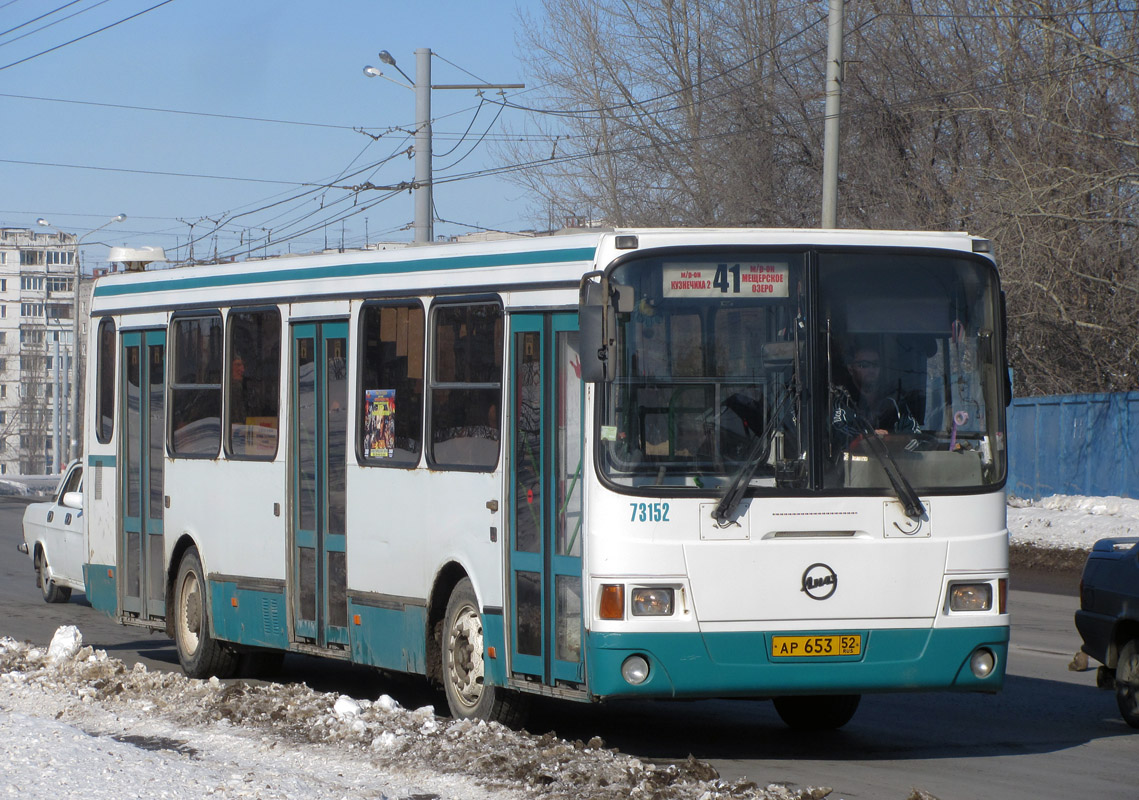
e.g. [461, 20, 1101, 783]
[600, 585, 625, 620]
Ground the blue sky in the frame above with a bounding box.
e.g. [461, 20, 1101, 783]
[1, 0, 547, 266]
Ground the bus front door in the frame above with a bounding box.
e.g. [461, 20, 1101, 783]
[120, 330, 166, 621]
[289, 322, 349, 649]
[509, 313, 585, 688]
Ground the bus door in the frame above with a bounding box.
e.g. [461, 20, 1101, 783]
[289, 322, 349, 649]
[120, 329, 166, 620]
[509, 313, 585, 688]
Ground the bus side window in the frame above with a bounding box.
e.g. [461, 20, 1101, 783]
[358, 302, 424, 467]
[170, 313, 223, 457]
[225, 308, 281, 459]
[429, 302, 503, 470]
[95, 317, 116, 444]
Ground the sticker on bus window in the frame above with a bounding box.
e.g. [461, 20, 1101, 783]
[662, 262, 789, 298]
[364, 389, 396, 458]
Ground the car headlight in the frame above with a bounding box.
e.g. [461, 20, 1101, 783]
[631, 587, 674, 616]
[949, 583, 993, 612]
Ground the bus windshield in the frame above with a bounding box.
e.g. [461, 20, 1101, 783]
[598, 249, 1006, 495]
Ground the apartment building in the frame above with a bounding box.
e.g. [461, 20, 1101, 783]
[0, 227, 87, 476]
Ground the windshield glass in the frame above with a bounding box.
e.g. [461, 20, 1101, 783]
[600, 253, 805, 489]
[820, 252, 1005, 491]
[598, 248, 1006, 493]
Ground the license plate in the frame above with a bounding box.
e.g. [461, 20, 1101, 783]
[771, 634, 862, 658]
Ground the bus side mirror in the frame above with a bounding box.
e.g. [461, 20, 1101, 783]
[579, 278, 612, 383]
[578, 277, 633, 383]
[579, 304, 608, 382]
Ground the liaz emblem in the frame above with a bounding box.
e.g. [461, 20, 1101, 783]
[801, 563, 838, 600]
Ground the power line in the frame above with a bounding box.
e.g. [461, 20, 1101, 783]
[0, 156, 338, 187]
[0, 0, 113, 49]
[0, 0, 178, 72]
[0, 0, 84, 38]
[0, 91, 376, 131]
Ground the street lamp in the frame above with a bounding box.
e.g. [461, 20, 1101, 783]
[364, 48, 432, 244]
[37, 213, 126, 462]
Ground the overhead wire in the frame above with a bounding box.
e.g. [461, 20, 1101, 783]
[0, 0, 178, 72]
[0, 0, 112, 48]
[0, 0, 85, 38]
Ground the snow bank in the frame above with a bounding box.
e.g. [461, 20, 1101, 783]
[1, 633, 832, 800]
[1007, 494, 1139, 551]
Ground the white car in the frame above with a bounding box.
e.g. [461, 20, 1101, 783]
[18, 460, 85, 603]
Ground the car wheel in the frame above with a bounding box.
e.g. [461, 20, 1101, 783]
[773, 694, 861, 730]
[173, 548, 238, 680]
[442, 578, 528, 726]
[35, 549, 71, 604]
[1115, 639, 1139, 729]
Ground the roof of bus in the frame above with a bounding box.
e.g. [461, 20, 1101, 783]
[90, 227, 989, 312]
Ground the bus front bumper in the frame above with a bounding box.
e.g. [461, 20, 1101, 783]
[585, 625, 1009, 699]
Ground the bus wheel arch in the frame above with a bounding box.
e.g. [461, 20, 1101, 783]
[164, 534, 200, 639]
[426, 561, 469, 686]
[171, 543, 238, 679]
[440, 575, 529, 726]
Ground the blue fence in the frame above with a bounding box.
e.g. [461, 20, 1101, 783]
[1006, 391, 1139, 500]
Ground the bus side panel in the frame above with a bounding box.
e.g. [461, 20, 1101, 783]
[84, 454, 119, 616]
[164, 458, 287, 591]
[348, 600, 427, 674]
[209, 579, 289, 650]
[345, 467, 505, 677]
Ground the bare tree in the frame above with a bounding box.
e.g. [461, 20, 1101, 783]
[510, 0, 1138, 393]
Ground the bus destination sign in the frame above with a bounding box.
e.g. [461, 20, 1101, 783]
[662, 261, 789, 298]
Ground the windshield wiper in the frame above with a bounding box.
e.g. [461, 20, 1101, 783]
[832, 386, 926, 520]
[712, 386, 795, 526]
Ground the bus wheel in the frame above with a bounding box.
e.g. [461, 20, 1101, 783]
[442, 578, 529, 726]
[35, 549, 71, 604]
[173, 548, 238, 680]
[1115, 639, 1139, 728]
[773, 694, 861, 730]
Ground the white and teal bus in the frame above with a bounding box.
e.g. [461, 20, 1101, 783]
[79, 228, 1010, 729]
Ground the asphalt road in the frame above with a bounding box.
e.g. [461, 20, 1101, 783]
[1, 495, 1132, 799]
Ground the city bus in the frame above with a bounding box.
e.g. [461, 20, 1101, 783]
[78, 228, 1011, 729]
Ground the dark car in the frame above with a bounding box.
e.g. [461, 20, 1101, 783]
[1075, 536, 1139, 728]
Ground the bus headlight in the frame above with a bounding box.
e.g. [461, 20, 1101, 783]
[631, 587, 674, 616]
[621, 655, 650, 685]
[949, 583, 993, 612]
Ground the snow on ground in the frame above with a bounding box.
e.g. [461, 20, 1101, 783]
[1, 628, 829, 800]
[1007, 494, 1139, 551]
[2, 497, 1136, 800]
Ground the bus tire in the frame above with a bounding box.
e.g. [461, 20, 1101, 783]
[35, 549, 71, 604]
[173, 548, 238, 680]
[1115, 639, 1139, 728]
[442, 578, 529, 726]
[773, 694, 861, 730]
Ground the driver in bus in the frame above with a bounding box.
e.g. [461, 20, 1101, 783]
[833, 340, 920, 441]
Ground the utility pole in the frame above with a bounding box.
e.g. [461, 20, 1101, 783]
[821, 0, 845, 229]
[369, 49, 523, 245]
[414, 48, 433, 244]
